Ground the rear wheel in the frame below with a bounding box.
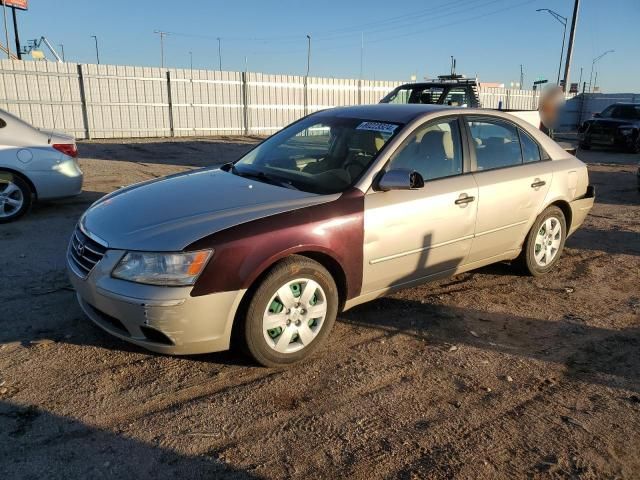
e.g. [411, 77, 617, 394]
[242, 255, 338, 367]
[518, 206, 566, 276]
[0, 171, 32, 223]
[579, 142, 591, 150]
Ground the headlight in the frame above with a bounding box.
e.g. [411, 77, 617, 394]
[112, 250, 212, 286]
[619, 127, 634, 136]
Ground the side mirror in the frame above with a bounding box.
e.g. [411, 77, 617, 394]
[377, 169, 425, 191]
[593, 113, 601, 118]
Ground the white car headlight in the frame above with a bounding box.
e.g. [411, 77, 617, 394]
[112, 250, 212, 286]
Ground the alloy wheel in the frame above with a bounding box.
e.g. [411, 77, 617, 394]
[0, 180, 25, 218]
[534, 216, 562, 267]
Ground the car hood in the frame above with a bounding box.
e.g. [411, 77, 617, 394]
[81, 168, 339, 251]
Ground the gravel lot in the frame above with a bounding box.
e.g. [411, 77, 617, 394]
[1, 137, 639, 479]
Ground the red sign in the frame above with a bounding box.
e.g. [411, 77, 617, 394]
[0, 0, 28, 10]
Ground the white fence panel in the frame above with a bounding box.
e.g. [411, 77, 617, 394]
[2, 60, 612, 138]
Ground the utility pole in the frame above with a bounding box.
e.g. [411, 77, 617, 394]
[2, 1, 10, 59]
[536, 8, 567, 86]
[359, 32, 364, 80]
[562, 0, 580, 92]
[305, 34, 311, 77]
[217, 37, 222, 71]
[520, 64, 524, 90]
[153, 30, 169, 68]
[189, 51, 193, 71]
[577, 67, 582, 87]
[11, 6, 20, 59]
[593, 71, 598, 92]
[91, 35, 100, 64]
[58, 44, 65, 62]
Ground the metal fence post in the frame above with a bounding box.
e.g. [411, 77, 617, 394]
[77, 64, 91, 140]
[166, 70, 175, 137]
[242, 71, 249, 135]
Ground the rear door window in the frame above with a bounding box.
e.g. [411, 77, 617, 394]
[467, 118, 523, 171]
[519, 129, 541, 163]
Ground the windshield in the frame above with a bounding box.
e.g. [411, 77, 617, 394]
[600, 104, 640, 120]
[231, 115, 402, 194]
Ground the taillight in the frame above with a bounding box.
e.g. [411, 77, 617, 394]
[53, 143, 78, 158]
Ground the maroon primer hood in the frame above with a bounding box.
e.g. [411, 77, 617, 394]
[187, 188, 365, 299]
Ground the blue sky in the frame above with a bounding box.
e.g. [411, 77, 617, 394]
[6, 0, 639, 91]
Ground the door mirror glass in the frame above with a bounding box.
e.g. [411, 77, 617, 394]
[377, 169, 425, 191]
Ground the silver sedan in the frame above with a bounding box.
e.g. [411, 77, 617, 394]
[0, 108, 83, 222]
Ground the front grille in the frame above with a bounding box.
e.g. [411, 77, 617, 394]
[68, 226, 107, 278]
[589, 123, 615, 135]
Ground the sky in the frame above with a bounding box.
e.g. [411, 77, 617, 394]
[4, 0, 639, 92]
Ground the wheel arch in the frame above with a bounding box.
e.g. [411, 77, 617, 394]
[229, 249, 349, 347]
[0, 166, 37, 199]
[548, 199, 572, 231]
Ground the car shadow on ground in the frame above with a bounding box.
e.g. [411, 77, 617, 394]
[567, 228, 640, 256]
[78, 137, 262, 168]
[586, 166, 639, 207]
[342, 298, 640, 394]
[0, 400, 260, 479]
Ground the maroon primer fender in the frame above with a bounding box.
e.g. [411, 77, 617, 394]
[187, 188, 365, 299]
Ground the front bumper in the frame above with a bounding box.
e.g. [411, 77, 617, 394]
[580, 129, 637, 150]
[68, 249, 246, 355]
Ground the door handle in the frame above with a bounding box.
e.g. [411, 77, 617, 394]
[455, 194, 475, 205]
[531, 179, 546, 188]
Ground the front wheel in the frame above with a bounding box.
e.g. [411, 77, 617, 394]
[518, 206, 567, 276]
[242, 255, 339, 367]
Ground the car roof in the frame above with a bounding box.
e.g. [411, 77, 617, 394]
[611, 103, 640, 106]
[315, 104, 455, 123]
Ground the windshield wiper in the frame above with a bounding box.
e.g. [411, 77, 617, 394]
[222, 163, 298, 190]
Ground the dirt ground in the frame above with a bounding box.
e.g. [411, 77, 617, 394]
[0, 137, 638, 479]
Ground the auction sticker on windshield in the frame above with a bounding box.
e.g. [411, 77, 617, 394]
[356, 121, 399, 134]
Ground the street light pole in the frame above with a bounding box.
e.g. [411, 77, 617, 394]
[588, 50, 614, 93]
[536, 8, 567, 86]
[305, 34, 311, 78]
[90, 35, 100, 64]
[189, 51, 193, 71]
[217, 37, 222, 71]
[2, 1, 10, 59]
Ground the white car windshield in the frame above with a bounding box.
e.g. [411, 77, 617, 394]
[230, 116, 403, 194]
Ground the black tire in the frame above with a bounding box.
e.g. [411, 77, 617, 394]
[0, 171, 32, 223]
[579, 142, 591, 150]
[242, 255, 339, 368]
[517, 206, 567, 276]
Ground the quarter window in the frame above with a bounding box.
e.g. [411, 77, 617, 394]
[467, 119, 522, 171]
[519, 129, 541, 163]
[388, 118, 463, 181]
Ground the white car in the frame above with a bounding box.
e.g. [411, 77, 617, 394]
[0, 108, 83, 222]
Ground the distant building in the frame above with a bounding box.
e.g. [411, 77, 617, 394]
[479, 82, 505, 88]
